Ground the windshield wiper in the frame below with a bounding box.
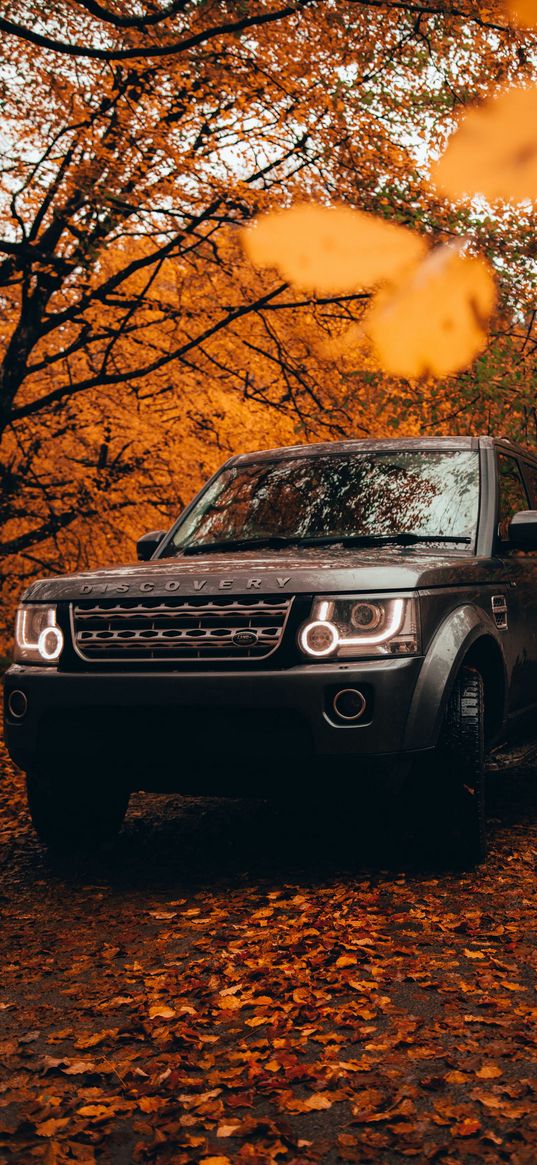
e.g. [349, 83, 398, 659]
[181, 532, 471, 555]
[182, 536, 300, 556]
[335, 533, 472, 546]
[295, 533, 471, 547]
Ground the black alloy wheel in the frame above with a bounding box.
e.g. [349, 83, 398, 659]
[26, 766, 130, 855]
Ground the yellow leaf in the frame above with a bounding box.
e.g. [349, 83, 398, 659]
[35, 1118, 70, 1137]
[242, 204, 426, 294]
[216, 1123, 241, 1137]
[61, 1060, 96, 1075]
[75, 1030, 116, 1049]
[476, 1065, 502, 1079]
[432, 85, 537, 203]
[77, 1105, 111, 1118]
[445, 1070, 471, 1084]
[304, 1092, 334, 1110]
[217, 994, 243, 1010]
[335, 955, 358, 968]
[365, 245, 495, 378]
[463, 949, 486, 959]
[148, 1004, 176, 1019]
[451, 1118, 481, 1137]
[138, 1096, 167, 1112]
[200, 1158, 232, 1165]
[508, 0, 537, 27]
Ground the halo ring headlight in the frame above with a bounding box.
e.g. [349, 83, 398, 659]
[14, 604, 64, 665]
[299, 619, 339, 658]
[297, 596, 417, 660]
[37, 625, 64, 662]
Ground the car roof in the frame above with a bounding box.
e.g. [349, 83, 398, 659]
[228, 435, 537, 467]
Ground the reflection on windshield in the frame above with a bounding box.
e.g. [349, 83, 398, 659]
[167, 451, 479, 553]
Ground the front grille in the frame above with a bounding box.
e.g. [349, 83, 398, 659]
[70, 595, 294, 662]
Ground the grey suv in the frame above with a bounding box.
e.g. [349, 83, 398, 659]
[4, 436, 537, 865]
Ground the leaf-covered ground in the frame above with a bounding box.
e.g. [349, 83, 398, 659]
[1, 734, 536, 1165]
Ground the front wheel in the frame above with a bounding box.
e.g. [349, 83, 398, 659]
[26, 766, 130, 855]
[407, 667, 487, 868]
[440, 666, 486, 865]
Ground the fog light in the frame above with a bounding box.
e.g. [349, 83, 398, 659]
[8, 690, 28, 720]
[332, 688, 367, 722]
[299, 620, 339, 658]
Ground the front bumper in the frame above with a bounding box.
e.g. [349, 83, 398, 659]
[3, 657, 426, 787]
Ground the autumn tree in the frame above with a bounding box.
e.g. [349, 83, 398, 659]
[0, 1, 536, 642]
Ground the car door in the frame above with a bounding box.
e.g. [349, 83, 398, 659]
[495, 450, 537, 732]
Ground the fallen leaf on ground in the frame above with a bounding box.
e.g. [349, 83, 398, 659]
[61, 1061, 97, 1075]
[451, 1117, 481, 1136]
[35, 1118, 70, 1137]
[217, 994, 242, 1011]
[216, 1123, 241, 1137]
[148, 1004, 176, 1020]
[476, 1065, 502, 1079]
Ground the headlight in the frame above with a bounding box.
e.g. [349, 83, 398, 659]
[14, 605, 64, 665]
[298, 596, 419, 659]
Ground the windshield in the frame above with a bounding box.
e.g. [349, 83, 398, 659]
[165, 450, 480, 554]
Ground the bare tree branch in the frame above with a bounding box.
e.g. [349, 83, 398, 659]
[72, 0, 190, 30]
[0, 509, 83, 555]
[11, 284, 289, 422]
[0, 4, 315, 61]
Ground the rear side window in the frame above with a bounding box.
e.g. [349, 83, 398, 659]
[522, 463, 537, 508]
[497, 454, 530, 540]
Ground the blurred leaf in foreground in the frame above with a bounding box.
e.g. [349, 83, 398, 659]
[432, 85, 537, 202]
[507, 0, 537, 27]
[364, 246, 496, 378]
[242, 204, 427, 294]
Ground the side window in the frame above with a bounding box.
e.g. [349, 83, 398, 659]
[497, 454, 530, 540]
[522, 463, 537, 508]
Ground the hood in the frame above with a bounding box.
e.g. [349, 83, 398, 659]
[23, 545, 492, 603]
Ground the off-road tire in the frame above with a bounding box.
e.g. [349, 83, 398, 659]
[26, 767, 130, 855]
[432, 666, 487, 867]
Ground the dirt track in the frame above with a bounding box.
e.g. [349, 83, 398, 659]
[1, 736, 536, 1165]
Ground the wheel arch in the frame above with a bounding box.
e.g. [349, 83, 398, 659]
[462, 635, 506, 745]
[404, 605, 507, 751]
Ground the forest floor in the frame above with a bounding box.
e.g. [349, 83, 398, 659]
[0, 732, 536, 1165]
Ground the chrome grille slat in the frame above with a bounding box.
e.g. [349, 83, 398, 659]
[74, 601, 289, 618]
[70, 596, 293, 662]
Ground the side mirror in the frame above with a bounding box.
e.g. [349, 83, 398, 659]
[508, 510, 537, 549]
[137, 530, 167, 561]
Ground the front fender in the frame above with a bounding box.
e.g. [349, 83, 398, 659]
[404, 605, 504, 752]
